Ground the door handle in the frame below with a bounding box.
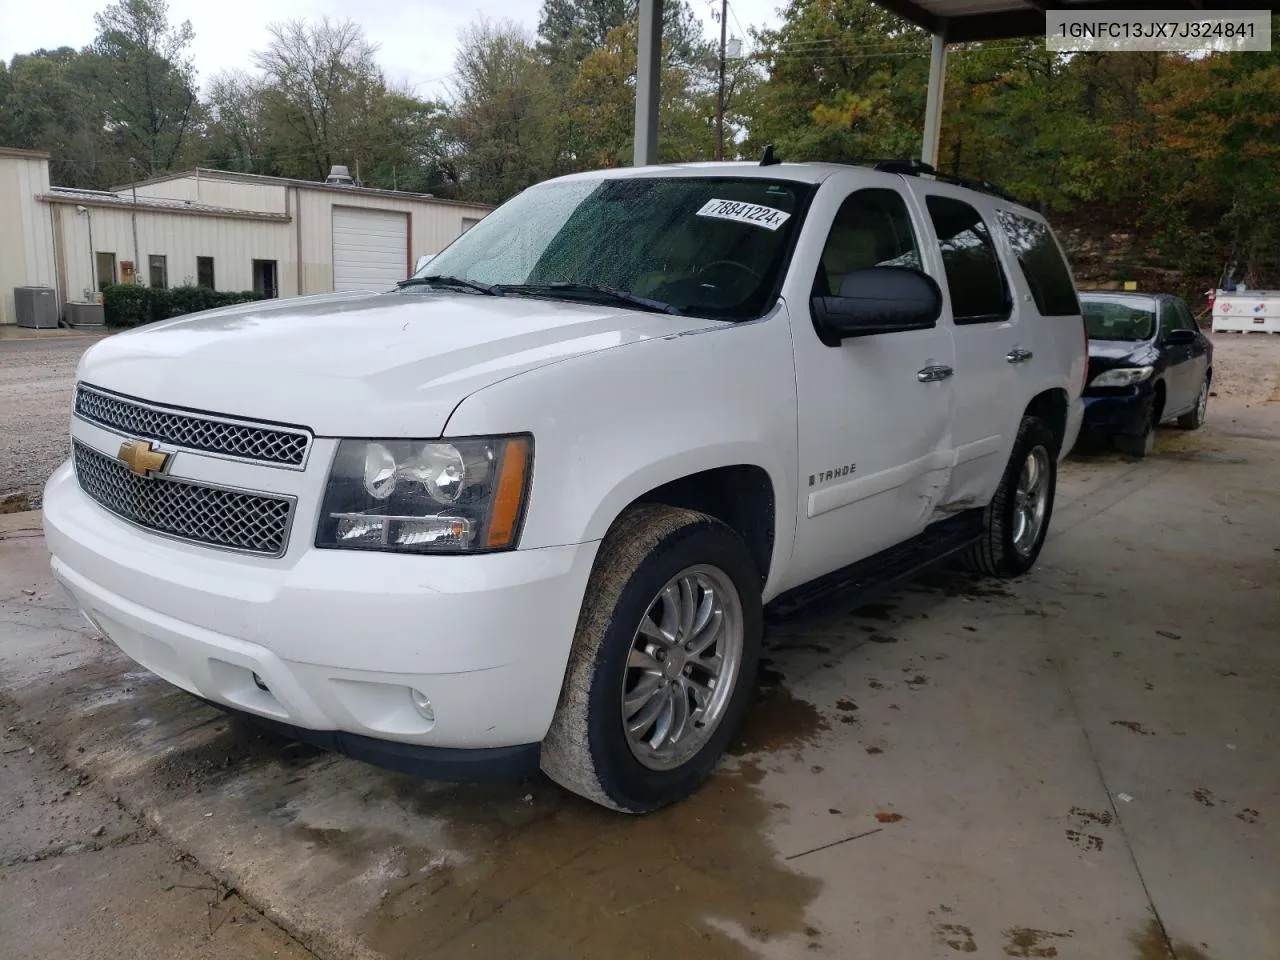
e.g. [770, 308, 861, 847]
[917, 364, 954, 383]
[1006, 348, 1034, 364]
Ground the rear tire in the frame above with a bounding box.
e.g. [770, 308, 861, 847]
[541, 504, 762, 813]
[963, 417, 1058, 578]
[1177, 376, 1209, 429]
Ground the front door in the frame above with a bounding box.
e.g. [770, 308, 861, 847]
[783, 178, 956, 593]
[1160, 298, 1205, 416]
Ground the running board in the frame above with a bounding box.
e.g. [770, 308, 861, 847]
[765, 509, 985, 622]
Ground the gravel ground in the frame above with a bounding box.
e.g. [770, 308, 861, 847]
[1, 328, 1278, 509]
[0, 336, 104, 510]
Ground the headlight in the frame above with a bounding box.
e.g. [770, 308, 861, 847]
[316, 435, 532, 554]
[1089, 366, 1154, 388]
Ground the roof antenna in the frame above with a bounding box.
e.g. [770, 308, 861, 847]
[760, 144, 781, 167]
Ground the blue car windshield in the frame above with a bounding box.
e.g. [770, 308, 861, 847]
[1082, 297, 1156, 341]
[411, 176, 813, 321]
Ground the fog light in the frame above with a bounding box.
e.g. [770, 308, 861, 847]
[409, 688, 435, 722]
[252, 672, 270, 692]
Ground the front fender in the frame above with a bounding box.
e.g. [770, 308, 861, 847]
[443, 308, 800, 597]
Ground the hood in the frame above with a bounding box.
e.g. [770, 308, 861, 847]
[78, 290, 717, 436]
[1087, 338, 1159, 379]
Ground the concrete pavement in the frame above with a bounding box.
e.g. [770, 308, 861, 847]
[0, 401, 1276, 960]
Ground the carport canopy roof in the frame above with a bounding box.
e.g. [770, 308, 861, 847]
[631, 0, 1277, 167]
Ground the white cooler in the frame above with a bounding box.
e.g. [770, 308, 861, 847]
[1212, 290, 1280, 333]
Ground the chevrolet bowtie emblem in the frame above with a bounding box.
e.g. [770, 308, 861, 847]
[117, 440, 170, 477]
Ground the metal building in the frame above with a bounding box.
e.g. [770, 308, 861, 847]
[0, 148, 492, 326]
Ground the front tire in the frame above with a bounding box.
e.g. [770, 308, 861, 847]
[1114, 408, 1156, 458]
[1177, 376, 1209, 429]
[541, 505, 762, 813]
[964, 417, 1058, 578]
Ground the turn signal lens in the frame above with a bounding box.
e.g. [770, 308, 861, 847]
[485, 437, 531, 548]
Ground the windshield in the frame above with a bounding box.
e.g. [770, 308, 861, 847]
[1082, 297, 1156, 341]
[413, 176, 813, 321]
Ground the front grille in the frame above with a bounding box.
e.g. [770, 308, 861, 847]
[73, 442, 294, 557]
[75, 385, 310, 468]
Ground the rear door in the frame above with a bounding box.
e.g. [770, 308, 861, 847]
[903, 183, 1019, 510]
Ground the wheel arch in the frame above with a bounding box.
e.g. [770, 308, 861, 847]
[1023, 387, 1070, 455]
[589, 460, 780, 587]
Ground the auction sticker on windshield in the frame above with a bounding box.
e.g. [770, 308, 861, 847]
[696, 199, 792, 231]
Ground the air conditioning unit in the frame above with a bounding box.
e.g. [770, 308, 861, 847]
[14, 287, 58, 328]
[64, 302, 106, 329]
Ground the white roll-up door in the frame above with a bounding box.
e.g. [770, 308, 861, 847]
[331, 207, 409, 292]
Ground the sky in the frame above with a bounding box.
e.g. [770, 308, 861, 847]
[0, 0, 785, 100]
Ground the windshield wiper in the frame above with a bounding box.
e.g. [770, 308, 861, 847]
[503, 282, 682, 315]
[397, 274, 505, 296]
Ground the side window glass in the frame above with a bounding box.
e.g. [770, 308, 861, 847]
[995, 210, 1080, 317]
[925, 196, 1010, 324]
[814, 188, 921, 297]
[1163, 301, 1191, 333]
[1178, 300, 1200, 331]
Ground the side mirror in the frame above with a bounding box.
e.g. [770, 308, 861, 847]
[1164, 328, 1197, 345]
[811, 266, 943, 345]
[413, 254, 434, 276]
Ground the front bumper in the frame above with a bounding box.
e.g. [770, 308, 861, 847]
[1082, 385, 1154, 436]
[43, 461, 598, 763]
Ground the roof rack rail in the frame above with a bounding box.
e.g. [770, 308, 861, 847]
[860, 158, 1019, 204]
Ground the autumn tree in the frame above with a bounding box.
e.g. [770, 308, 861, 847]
[743, 0, 930, 163]
[568, 22, 716, 167]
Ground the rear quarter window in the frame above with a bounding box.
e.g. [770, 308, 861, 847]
[996, 211, 1080, 318]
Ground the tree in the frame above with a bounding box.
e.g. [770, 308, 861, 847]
[444, 20, 564, 203]
[743, 0, 930, 163]
[92, 0, 197, 175]
[538, 0, 709, 66]
[202, 69, 271, 173]
[0, 48, 115, 188]
[568, 22, 716, 167]
[1142, 43, 1280, 287]
[251, 18, 383, 180]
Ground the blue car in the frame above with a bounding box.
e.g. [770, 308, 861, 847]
[1080, 292, 1213, 457]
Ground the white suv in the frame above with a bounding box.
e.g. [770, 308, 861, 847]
[43, 161, 1086, 812]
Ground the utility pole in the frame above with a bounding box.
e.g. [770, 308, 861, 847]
[715, 0, 728, 161]
[129, 159, 140, 285]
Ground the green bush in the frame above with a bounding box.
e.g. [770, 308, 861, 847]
[102, 284, 267, 328]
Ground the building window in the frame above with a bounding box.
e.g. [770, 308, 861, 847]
[252, 259, 278, 299]
[461, 217, 482, 234]
[95, 252, 117, 293]
[197, 256, 215, 290]
[149, 254, 168, 290]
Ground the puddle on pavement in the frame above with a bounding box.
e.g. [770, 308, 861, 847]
[355, 768, 821, 960]
[730, 660, 831, 756]
[1130, 919, 1213, 960]
[911, 568, 1015, 599]
[19, 654, 826, 960]
[358, 662, 829, 959]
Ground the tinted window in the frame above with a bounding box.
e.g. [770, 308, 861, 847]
[813, 188, 921, 296]
[1081, 297, 1156, 341]
[925, 196, 1010, 323]
[1172, 300, 1198, 335]
[422, 177, 813, 322]
[996, 211, 1079, 317]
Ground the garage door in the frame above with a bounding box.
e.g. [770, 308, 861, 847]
[331, 207, 409, 292]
